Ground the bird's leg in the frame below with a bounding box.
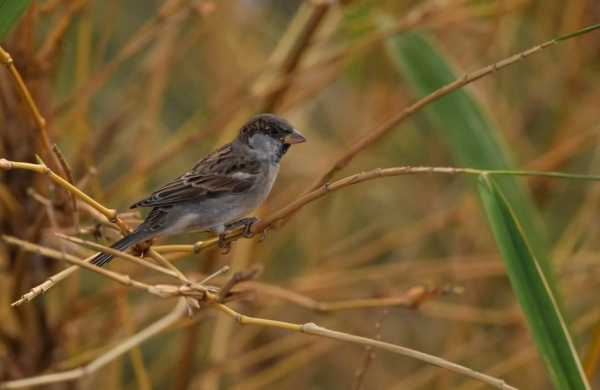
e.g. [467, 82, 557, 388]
[133, 238, 155, 259]
[225, 217, 258, 239]
[216, 218, 258, 254]
[211, 225, 231, 255]
[217, 233, 231, 255]
[258, 226, 269, 242]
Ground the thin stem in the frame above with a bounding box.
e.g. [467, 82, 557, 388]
[0, 299, 187, 389]
[213, 304, 516, 390]
[55, 234, 181, 280]
[2, 236, 213, 303]
[240, 283, 449, 312]
[0, 158, 119, 224]
[3, 235, 155, 293]
[309, 23, 600, 189]
[5, 159, 600, 305]
[0, 46, 65, 178]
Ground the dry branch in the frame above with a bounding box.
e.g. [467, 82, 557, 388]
[214, 304, 516, 390]
[0, 299, 188, 389]
[308, 30, 577, 189]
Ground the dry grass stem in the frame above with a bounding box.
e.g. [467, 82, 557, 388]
[310, 35, 562, 188]
[214, 304, 517, 390]
[0, 299, 187, 389]
[2, 6, 599, 388]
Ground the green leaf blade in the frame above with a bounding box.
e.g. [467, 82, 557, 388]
[384, 29, 554, 290]
[0, 0, 32, 41]
[478, 175, 589, 390]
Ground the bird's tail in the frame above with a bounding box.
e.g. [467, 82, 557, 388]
[90, 230, 149, 267]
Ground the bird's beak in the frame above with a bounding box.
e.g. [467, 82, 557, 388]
[284, 129, 306, 144]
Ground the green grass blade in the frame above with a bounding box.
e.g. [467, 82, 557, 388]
[384, 30, 552, 283]
[0, 0, 32, 41]
[555, 23, 600, 41]
[478, 175, 589, 389]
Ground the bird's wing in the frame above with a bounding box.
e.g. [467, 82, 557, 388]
[130, 144, 261, 209]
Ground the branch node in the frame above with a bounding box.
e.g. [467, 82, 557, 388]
[192, 241, 204, 254]
[0, 158, 12, 169]
[301, 322, 319, 332]
[108, 210, 119, 223]
[234, 313, 243, 324]
[0, 47, 13, 65]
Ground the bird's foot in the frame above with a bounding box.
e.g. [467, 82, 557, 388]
[225, 217, 258, 239]
[132, 238, 154, 258]
[258, 226, 269, 242]
[242, 217, 258, 238]
[218, 233, 231, 255]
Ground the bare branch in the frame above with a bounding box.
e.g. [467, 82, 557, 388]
[214, 304, 517, 390]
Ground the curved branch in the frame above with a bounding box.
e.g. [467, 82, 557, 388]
[215, 304, 517, 390]
[308, 24, 600, 189]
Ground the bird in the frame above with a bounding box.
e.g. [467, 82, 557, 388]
[90, 114, 306, 267]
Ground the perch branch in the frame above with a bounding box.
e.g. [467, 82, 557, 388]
[309, 23, 600, 189]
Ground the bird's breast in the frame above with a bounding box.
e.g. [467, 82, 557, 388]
[249, 161, 279, 206]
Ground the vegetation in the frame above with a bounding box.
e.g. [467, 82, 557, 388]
[1, 1, 600, 389]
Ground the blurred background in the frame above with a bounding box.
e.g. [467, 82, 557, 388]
[1, 0, 600, 389]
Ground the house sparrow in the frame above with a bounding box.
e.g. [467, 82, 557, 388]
[91, 114, 305, 267]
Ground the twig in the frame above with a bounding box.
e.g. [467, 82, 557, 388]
[137, 165, 600, 253]
[0, 46, 64, 177]
[54, 234, 181, 280]
[254, 166, 600, 233]
[199, 266, 231, 284]
[5, 159, 600, 305]
[3, 235, 157, 294]
[214, 304, 517, 390]
[0, 157, 198, 304]
[353, 308, 389, 390]
[52, 143, 80, 229]
[240, 283, 451, 312]
[0, 158, 121, 228]
[218, 268, 260, 302]
[2, 236, 210, 301]
[0, 299, 187, 389]
[308, 23, 600, 189]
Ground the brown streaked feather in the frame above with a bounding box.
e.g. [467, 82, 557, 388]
[130, 143, 261, 209]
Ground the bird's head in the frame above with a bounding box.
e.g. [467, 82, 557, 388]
[237, 114, 306, 161]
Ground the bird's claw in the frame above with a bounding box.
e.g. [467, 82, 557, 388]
[242, 218, 258, 238]
[219, 217, 258, 252]
[225, 217, 258, 239]
[218, 234, 231, 255]
[258, 227, 269, 242]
